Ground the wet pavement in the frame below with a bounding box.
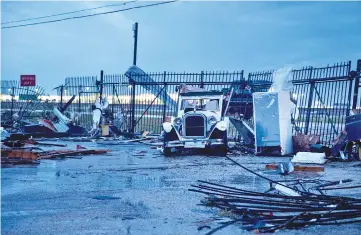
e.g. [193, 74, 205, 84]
[2, 141, 361, 235]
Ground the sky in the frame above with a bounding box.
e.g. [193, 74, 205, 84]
[1, 1, 361, 94]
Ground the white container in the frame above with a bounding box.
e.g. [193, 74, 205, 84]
[291, 152, 327, 164]
[253, 91, 293, 155]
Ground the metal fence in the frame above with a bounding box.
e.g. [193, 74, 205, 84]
[2, 59, 361, 146]
[1, 80, 52, 123]
[127, 71, 245, 134]
[248, 61, 355, 146]
[352, 59, 361, 112]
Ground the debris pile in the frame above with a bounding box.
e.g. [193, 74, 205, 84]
[189, 157, 361, 234]
[190, 181, 361, 233]
[1, 147, 110, 166]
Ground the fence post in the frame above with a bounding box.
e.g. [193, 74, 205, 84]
[200, 71, 204, 88]
[346, 61, 353, 116]
[131, 80, 136, 133]
[99, 70, 104, 102]
[10, 87, 15, 117]
[112, 84, 115, 114]
[78, 88, 81, 113]
[304, 67, 314, 135]
[352, 59, 361, 111]
[60, 85, 64, 109]
[163, 71, 167, 122]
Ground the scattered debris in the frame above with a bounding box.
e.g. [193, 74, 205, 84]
[190, 180, 361, 233]
[25, 139, 67, 147]
[229, 118, 255, 146]
[197, 225, 211, 231]
[309, 144, 330, 155]
[132, 150, 147, 156]
[1, 127, 10, 141]
[39, 149, 110, 159]
[1, 148, 110, 166]
[291, 152, 327, 164]
[331, 129, 348, 157]
[190, 156, 361, 233]
[274, 183, 300, 196]
[277, 162, 294, 175]
[76, 144, 87, 150]
[266, 163, 324, 172]
[292, 133, 320, 153]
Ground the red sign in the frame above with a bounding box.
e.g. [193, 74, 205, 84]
[20, 75, 36, 86]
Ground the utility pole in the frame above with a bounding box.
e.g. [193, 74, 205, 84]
[133, 22, 138, 66]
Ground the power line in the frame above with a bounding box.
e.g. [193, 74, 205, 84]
[2, 1, 177, 29]
[1, 1, 138, 25]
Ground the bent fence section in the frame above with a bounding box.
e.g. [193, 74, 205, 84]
[2, 59, 361, 146]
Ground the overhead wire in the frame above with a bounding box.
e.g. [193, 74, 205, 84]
[2, 1, 177, 29]
[1, 1, 138, 25]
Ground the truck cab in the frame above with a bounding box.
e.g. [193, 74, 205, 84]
[162, 91, 229, 156]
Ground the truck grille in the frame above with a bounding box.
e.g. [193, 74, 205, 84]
[184, 115, 205, 137]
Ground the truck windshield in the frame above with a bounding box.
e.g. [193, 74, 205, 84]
[181, 99, 220, 111]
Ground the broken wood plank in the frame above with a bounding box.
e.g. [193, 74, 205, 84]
[266, 164, 324, 172]
[1, 158, 40, 165]
[1, 149, 39, 160]
[149, 142, 163, 146]
[121, 137, 152, 143]
[25, 139, 67, 147]
[39, 149, 110, 159]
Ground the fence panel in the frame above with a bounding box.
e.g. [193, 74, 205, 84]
[248, 61, 352, 146]
[2, 59, 358, 145]
[128, 71, 245, 135]
[1, 80, 51, 123]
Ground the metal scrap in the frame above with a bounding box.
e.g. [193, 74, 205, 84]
[189, 156, 361, 233]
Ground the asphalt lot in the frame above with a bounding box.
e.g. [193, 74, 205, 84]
[2, 140, 361, 235]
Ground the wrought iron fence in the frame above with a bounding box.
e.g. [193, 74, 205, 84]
[248, 61, 354, 146]
[127, 71, 245, 134]
[2, 59, 361, 147]
[1, 80, 51, 123]
[352, 59, 361, 112]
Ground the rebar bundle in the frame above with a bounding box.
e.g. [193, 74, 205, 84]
[190, 180, 361, 233]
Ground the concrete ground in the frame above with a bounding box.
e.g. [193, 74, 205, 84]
[1, 140, 361, 235]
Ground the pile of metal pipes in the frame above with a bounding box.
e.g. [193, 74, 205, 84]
[190, 180, 361, 233]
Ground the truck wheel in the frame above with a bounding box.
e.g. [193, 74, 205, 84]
[214, 145, 228, 156]
[163, 147, 173, 157]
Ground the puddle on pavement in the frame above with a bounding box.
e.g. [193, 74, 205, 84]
[112, 174, 181, 189]
[91, 195, 122, 200]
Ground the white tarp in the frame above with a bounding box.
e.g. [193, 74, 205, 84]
[270, 67, 293, 92]
[178, 84, 209, 93]
[1, 127, 10, 141]
[269, 67, 299, 120]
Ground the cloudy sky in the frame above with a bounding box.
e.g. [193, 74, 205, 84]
[1, 1, 361, 93]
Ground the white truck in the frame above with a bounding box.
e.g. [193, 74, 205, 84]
[161, 90, 230, 156]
